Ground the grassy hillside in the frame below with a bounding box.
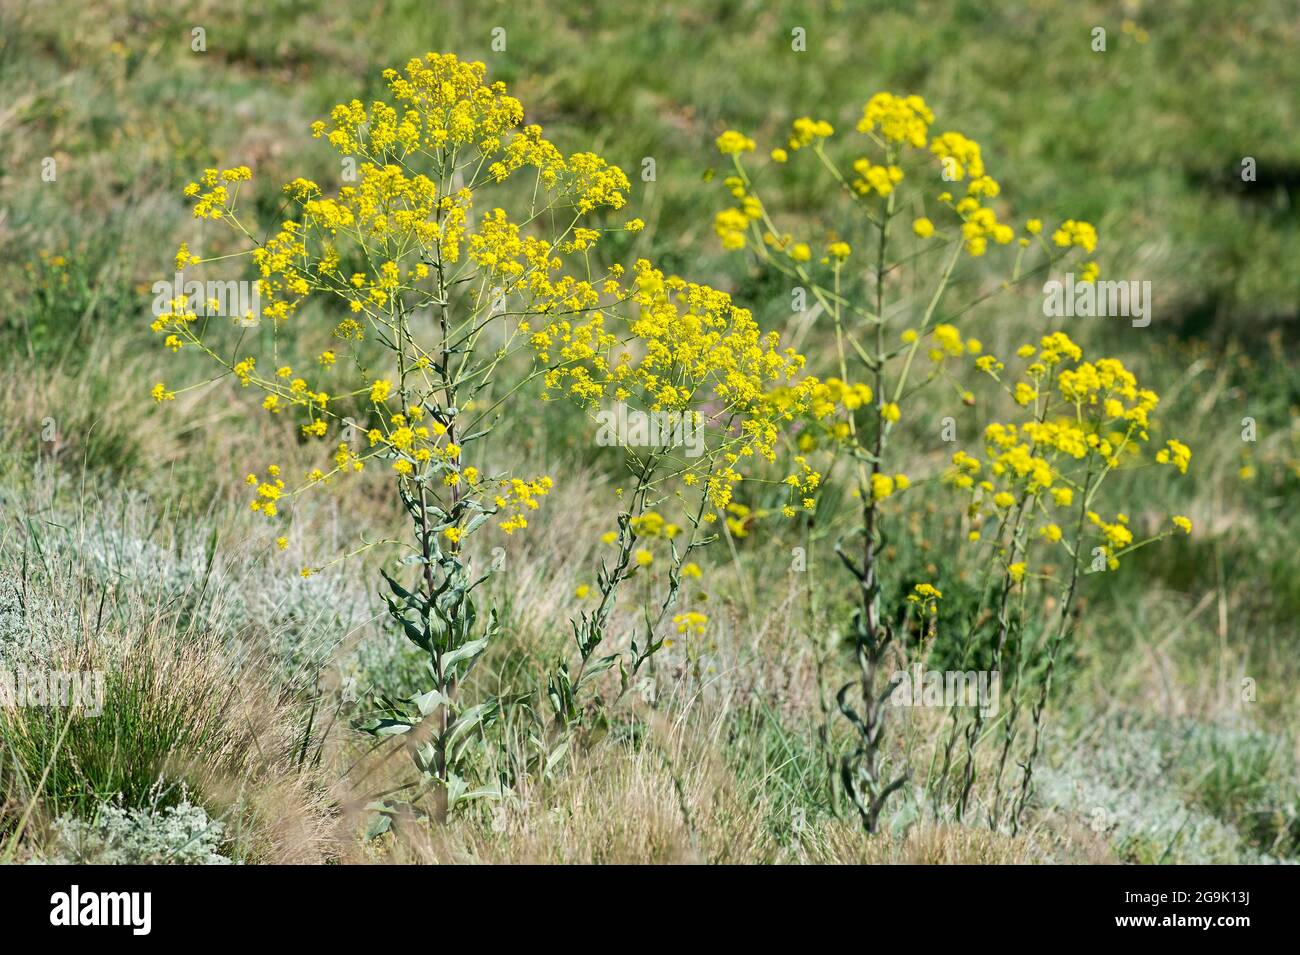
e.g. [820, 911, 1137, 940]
[1, 0, 1297, 863]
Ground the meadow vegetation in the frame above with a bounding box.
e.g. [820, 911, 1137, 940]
[1, 0, 1297, 864]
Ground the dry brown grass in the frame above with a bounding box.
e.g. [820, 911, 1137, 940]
[336, 704, 775, 864]
[0, 524, 336, 864]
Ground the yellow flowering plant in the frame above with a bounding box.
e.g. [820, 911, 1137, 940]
[946, 332, 1193, 829]
[711, 94, 1188, 832]
[539, 260, 814, 735]
[152, 54, 812, 826]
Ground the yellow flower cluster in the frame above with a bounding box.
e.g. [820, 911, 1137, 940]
[787, 117, 835, 151]
[165, 54, 634, 336]
[792, 376, 878, 449]
[493, 476, 554, 534]
[631, 511, 682, 539]
[716, 130, 756, 155]
[871, 472, 911, 501]
[952, 202, 1015, 257]
[364, 402, 459, 477]
[929, 323, 981, 363]
[783, 455, 822, 514]
[153, 54, 664, 556]
[907, 582, 943, 613]
[710, 89, 1099, 277]
[532, 260, 813, 510]
[810, 377, 874, 417]
[185, 165, 252, 219]
[852, 158, 904, 197]
[948, 331, 1191, 572]
[929, 131, 984, 181]
[1156, 439, 1192, 474]
[1052, 219, 1099, 254]
[856, 93, 934, 147]
[246, 464, 286, 518]
[672, 612, 708, 636]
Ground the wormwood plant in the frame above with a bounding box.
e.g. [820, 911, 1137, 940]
[150, 54, 812, 826]
[712, 96, 1192, 833]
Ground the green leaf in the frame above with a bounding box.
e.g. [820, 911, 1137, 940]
[411, 688, 448, 716]
[462, 511, 491, 536]
[445, 701, 499, 760]
[381, 569, 415, 602]
[364, 812, 392, 840]
[544, 739, 571, 778]
[575, 653, 620, 693]
[359, 717, 416, 737]
[442, 636, 489, 673]
[452, 783, 505, 808]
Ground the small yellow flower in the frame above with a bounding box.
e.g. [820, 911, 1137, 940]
[870, 473, 895, 500]
[1155, 439, 1191, 474]
[672, 612, 708, 636]
[716, 130, 756, 155]
[907, 582, 943, 612]
[635, 549, 654, 567]
[1172, 515, 1192, 534]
